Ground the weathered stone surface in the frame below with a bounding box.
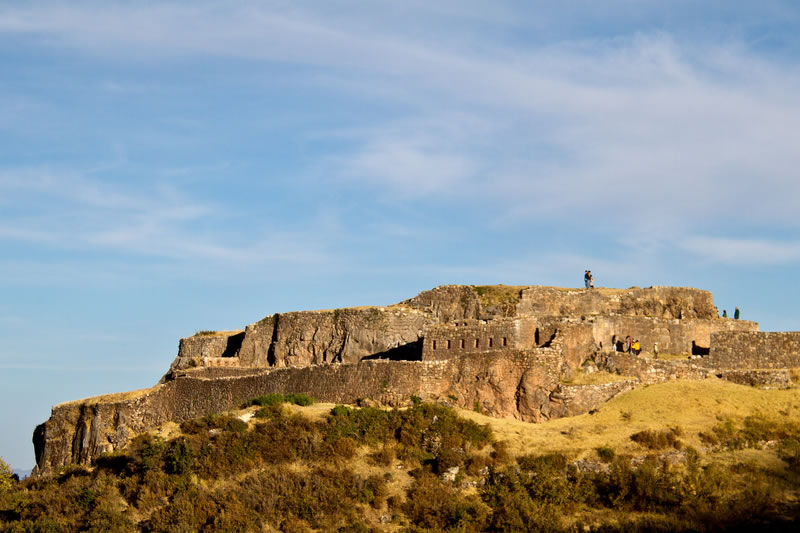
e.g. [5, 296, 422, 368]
[716, 369, 794, 389]
[402, 285, 481, 322]
[517, 365, 558, 422]
[595, 353, 715, 384]
[548, 381, 637, 418]
[517, 286, 719, 320]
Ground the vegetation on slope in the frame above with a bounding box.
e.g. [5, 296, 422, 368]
[1, 382, 800, 532]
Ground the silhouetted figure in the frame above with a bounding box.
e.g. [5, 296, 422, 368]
[734, 307, 740, 320]
[722, 309, 727, 318]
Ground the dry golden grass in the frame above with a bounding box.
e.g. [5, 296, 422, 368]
[472, 285, 529, 306]
[57, 386, 156, 407]
[456, 378, 800, 460]
[192, 329, 244, 337]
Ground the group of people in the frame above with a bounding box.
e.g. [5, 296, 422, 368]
[722, 307, 741, 319]
[584, 270, 594, 289]
[611, 335, 642, 356]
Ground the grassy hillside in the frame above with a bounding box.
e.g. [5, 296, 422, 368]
[2, 383, 799, 532]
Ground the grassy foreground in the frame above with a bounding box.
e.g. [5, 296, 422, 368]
[1, 382, 799, 532]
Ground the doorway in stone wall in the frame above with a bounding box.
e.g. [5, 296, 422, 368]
[691, 341, 710, 356]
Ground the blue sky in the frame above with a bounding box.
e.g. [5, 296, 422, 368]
[2, 1, 800, 470]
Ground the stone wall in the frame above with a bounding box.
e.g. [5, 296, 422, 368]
[517, 286, 719, 320]
[421, 318, 536, 360]
[705, 331, 800, 369]
[590, 316, 757, 357]
[595, 353, 715, 384]
[716, 369, 795, 389]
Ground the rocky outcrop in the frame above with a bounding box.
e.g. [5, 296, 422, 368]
[548, 381, 638, 418]
[165, 306, 430, 377]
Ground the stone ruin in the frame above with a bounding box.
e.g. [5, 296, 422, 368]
[32, 285, 800, 475]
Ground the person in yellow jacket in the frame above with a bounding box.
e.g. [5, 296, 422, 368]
[632, 339, 641, 356]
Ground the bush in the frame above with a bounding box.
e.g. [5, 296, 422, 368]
[369, 445, 395, 467]
[245, 392, 315, 408]
[244, 393, 285, 408]
[285, 392, 314, 406]
[0, 458, 13, 494]
[164, 438, 193, 475]
[630, 427, 682, 450]
[181, 413, 248, 436]
[595, 445, 615, 462]
[332, 437, 357, 459]
[404, 473, 489, 531]
[255, 404, 284, 419]
[330, 404, 351, 417]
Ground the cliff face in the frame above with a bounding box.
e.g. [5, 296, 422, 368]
[35, 284, 774, 476]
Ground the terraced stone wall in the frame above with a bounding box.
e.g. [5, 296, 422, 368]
[706, 331, 800, 369]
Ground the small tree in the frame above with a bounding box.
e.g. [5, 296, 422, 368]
[0, 457, 13, 494]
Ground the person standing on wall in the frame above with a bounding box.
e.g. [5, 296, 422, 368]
[734, 307, 740, 320]
[584, 270, 591, 289]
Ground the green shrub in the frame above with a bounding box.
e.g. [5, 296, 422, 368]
[516, 453, 571, 505]
[482, 467, 558, 531]
[244, 393, 285, 408]
[285, 392, 314, 406]
[330, 404, 351, 417]
[630, 427, 682, 450]
[255, 403, 284, 419]
[181, 413, 248, 435]
[0, 458, 13, 495]
[595, 445, 615, 462]
[405, 473, 489, 531]
[332, 437, 357, 459]
[164, 438, 193, 475]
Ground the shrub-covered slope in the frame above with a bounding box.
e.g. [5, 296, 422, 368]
[2, 382, 800, 532]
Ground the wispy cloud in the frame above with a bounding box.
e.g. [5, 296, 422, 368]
[2, 1, 799, 265]
[680, 236, 800, 265]
[0, 168, 331, 270]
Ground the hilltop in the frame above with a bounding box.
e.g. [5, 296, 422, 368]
[30, 284, 799, 478]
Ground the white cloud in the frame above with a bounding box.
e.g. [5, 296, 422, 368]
[0, 168, 331, 270]
[2, 1, 799, 256]
[681, 236, 800, 265]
